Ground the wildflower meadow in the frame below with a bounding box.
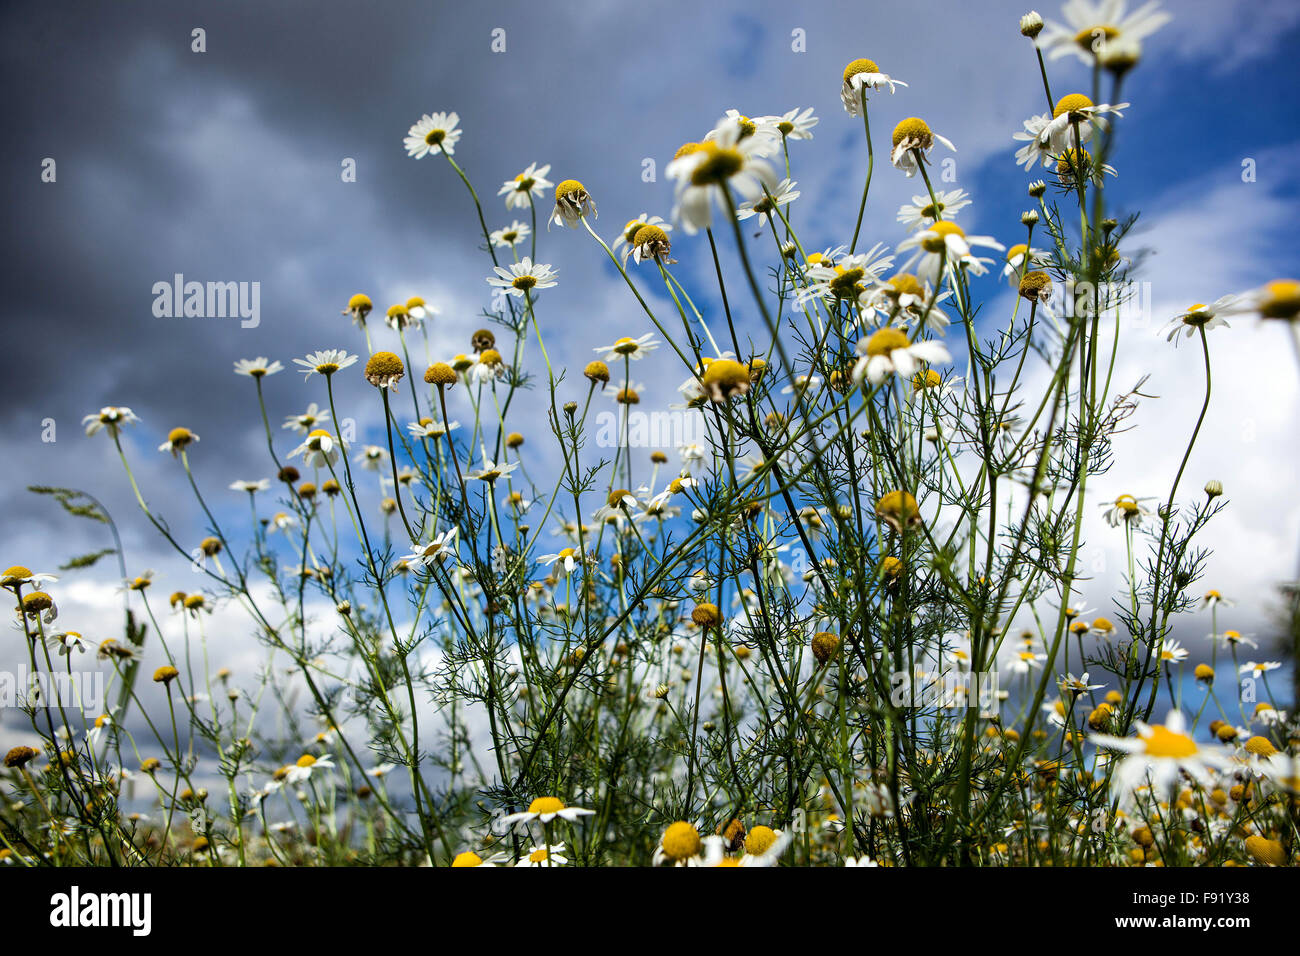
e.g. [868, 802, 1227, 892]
[3, 0, 1298, 897]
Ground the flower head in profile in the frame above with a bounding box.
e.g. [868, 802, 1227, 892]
[342, 293, 372, 326]
[294, 350, 359, 381]
[289, 429, 343, 468]
[498, 796, 596, 831]
[233, 357, 283, 379]
[840, 58, 908, 115]
[737, 178, 800, 231]
[498, 162, 553, 209]
[466, 458, 518, 484]
[550, 179, 597, 229]
[158, 427, 199, 456]
[612, 214, 672, 263]
[285, 753, 335, 785]
[853, 327, 951, 387]
[1235, 279, 1300, 322]
[364, 351, 405, 390]
[666, 116, 778, 235]
[767, 106, 819, 141]
[1101, 493, 1154, 528]
[594, 333, 659, 363]
[82, 406, 140, 438]
[515, 843, 570, 867]
[2, 566, 58, 591]
[487, 258, 558, 297]
[1091, 709, 1228, 804]
[1162, 296, 1234, 342]
[898, 221, 1004, 283]
[400, 528, 459, 572]
[1037, 0, 1171, 64]
[229, 478, 271, 494]
[404, 110, 461, 158]
[889, 117, 955, 177]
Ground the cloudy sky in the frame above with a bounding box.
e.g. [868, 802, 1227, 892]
[3, 0, 1298, 727]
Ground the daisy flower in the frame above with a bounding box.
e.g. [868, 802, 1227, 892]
[853, 327, 951, 386]
[288, 429, 343, 468]
[705, 110, 782, 155]
[354, 445, 389, 471]
[408, 419, 460, 440]
[654, 821, 707, 866]
[1001, 244, 1048, 284]
[489, 220, 531, 249]
[285, 753, 335, 785]
[233, 357, 283, 378]
[1037, 0, 1171, 64]
[612, 214, 672, 263]
[1162, 296, 1235, 342]
[280, 404, 325, 434]
[766, 106, 818, 141]
[797, 244, 894, 307]
[1091, 709, 1229, 803]
[515, 843, 569, 867]
[896, 189, 970, 231]
[1199, 589, 1235, 611]
[1240, 661, 1282, 679]
[898, 222, 1004, 283]
[594, 333, 659, 363]
[498, 797, 595, 830]
[550, 179, 597, 229]
[403, 110, 461, 158]
[840, 58, 908, 115]
[1101, 493, 1154, 528]
[1039, 95, 1128, 154]
[1157, 639, 1189, 664]
[537, 547, 586, 578]
[487, 258, 558, 297]
[737, 178, 800, 231]
[158, 427, 199, 456]
[889, 117, 955, 178]
[400, 529, 459, 572]
[466, 459, 518, 484]
[405, 296, 435, 322]
[82, 406, 140, 438]
[1233, 279, 1300, 321]
[498, 162, 552, 209]
[294, 350, 359, 381]
[666, 116, 777, 235]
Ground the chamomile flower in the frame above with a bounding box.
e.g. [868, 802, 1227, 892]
[611, 214, 672, 263]
[233, 357, 283, 378]
[550, 179, 597, 229]
[466, 459, 518, 484]
[898, 222, 1004, 283]
[498, 796, 595, 830]
[285, 753, 335, 784]
[538, 548, 585, 577]
[1163, 297, 1236, 342]
[1039, 95, 1128, 154]
[889, 117, 955, 177]
[595, 333, 659, 363]
[853, 328, 951, 386]
[1235, 279, 1300, 321]
[289, 429, 343, 468]
[283, 403, 327, 434]
[82, 406, 140, 438]
[737, 178, 800, 231]
[354, 445, 389, 471]
[498, 162, 553, 209]
[487, 258, 558, 297]
[45, 630, 87, 657]
[408, 419, 460, 440]
[489, 220, 531, 249]
[1091, 709, 1229, 803]
[294, 350, 359, 381]
[1210, 629, 1257, 651]
[515, 843, 569, 867]
[1001, 244, 1048, 283]
[705, 110, 781, 155]
[1199, 589, 1236, 611]
[798, 245, 895, 307]
[401, 529, 459, 572]
[1239, 661, 1282, 679]
[1101, 493, 1154, 528]
[896, 189, 971, 231]
[840, 58, 908, 115]
[766, 106, 819, 141]
[404, 110, 461, 158]
[2, 567, 59, 590]
[158, 427, 199, 455]
[1157, 640, 1189, 664]
[1037, 0, 1171, 65]
[666, 116, 778, 235]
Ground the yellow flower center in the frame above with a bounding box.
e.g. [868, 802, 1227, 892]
[891, 117, 933, 149]
[843, 58, 880, 84]
[690, 143, 746, 186]
[296, 754, 317, 768]
[528, 847, 550, 863]
[921, 221, 965, 253]
[1006, 243, 1028, 263]
[865, 327, 910, 357]
[513, 275, 538, 290]
[745, 825, 778, 855]
[1260, 279, 1300, 319]
[1074, 25, 1120, 50]
[424, 128, 446, 146]
[1143, 725, 1198, 759]
[661, 821, 702, 861]
[1053, 93, 1095, 118]
[527, 796, 565, 815]
[451, 851, 482, 867]
[888, 273, 924, 299]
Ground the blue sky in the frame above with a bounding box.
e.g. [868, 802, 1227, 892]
[2, 0, 1298, 718]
